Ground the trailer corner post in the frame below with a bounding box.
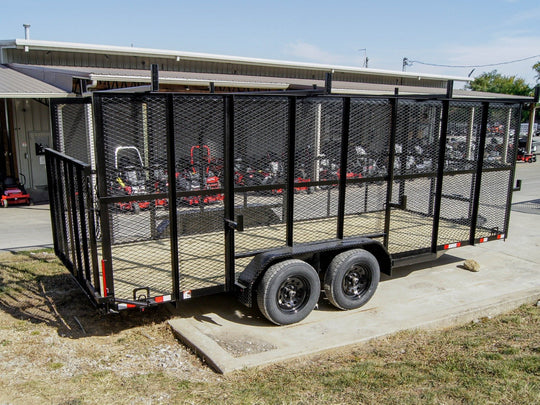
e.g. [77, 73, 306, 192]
[93, 94, 115, 298]
[337, 96, 351, 240]
[165, 94, 181, 303]
[469, 101, 490, 245]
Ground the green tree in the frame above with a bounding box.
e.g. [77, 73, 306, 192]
[534, 61, 540, 83]
[466, 70, 532, 96]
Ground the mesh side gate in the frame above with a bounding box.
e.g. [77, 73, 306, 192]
[344, 98, 391, 238]
[388, 100, 442, 255]
[45, 148, 99, 301]
[172, 95, 226, 293]
[293, 97, 342, 243]
[233, 96, 289, 256]
[98, 95, 172, 301]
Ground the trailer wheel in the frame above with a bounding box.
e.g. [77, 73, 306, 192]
[132, 202, 141, 215]
[257, 259, 320, 325]
[324, 249, 380, 310]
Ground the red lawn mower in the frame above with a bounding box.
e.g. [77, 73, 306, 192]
[1, 174, 32, 207]
[176, 145, 224, 205]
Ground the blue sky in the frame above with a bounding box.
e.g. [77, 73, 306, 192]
[1, 0, 539, 85]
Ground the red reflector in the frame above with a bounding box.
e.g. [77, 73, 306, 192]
[155, 296, 164, 303]
[480, 237, 488, 243]
[101, 259, 107, 297]
[444, 242, 461, 250]
[497, 234, 505, 239]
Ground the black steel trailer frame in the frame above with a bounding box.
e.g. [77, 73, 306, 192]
[46, 85, 529, 324]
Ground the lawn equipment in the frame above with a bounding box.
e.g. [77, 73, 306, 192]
[1, 173, 32, 207]
[176, 145, 224, 205]
[113, 146, 150, 214]
[517, 148, 537, 163]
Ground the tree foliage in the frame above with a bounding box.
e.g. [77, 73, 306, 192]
[466, 70, 532, 96]
[534, 61, 540, 83]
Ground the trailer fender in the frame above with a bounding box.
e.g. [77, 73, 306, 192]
[235, 237, 391, 307]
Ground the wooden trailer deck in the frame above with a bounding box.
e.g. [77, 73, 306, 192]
[101, 209, 486, 301]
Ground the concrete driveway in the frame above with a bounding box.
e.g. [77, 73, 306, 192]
[0, 203, 52, 252]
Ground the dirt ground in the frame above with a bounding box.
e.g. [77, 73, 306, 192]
[0, 251, 220, 404]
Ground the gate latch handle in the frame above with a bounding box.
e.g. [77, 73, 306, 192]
[225, 215, 244, 232]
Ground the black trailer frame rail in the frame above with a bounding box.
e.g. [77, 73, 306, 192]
[47, 90, 525, 312]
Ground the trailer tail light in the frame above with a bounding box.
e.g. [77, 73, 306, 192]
[497, 234, 505, 240]
[444, 242, 461, 250]
[154, 295, 172, 303]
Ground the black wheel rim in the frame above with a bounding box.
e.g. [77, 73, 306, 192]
[277, 276, 310, 313]
[342, 264, 371, 299]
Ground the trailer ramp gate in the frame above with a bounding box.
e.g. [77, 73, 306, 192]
[47, 91, 522, 312]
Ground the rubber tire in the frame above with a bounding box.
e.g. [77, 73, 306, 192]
[257, 259, 320, 325]
[132, 202, 141, 215]
[324, 249, 380, 310]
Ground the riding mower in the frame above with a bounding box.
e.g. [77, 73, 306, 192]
[1, 173, 32, 207]
[176, 145, 224, 205]
[113, 146, 150, 214]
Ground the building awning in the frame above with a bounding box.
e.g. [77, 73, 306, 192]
[0, 64, 70, 98]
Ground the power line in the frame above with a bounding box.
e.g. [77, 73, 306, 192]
[406, 54, 540, 69]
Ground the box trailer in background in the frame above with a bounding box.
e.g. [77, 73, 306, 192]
[46, 86, 528, 325]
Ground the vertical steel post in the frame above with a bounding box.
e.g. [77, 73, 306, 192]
[151, 64, 159, 92]
[430, 84, 452, 251]
[45, 150, 59, 256]
[383, 92, 398, 248]
[76, 166, 91, 281]
[165, 94, 180, 302]
[286, 96, 297, 247]
[469, 102, 490, 245]
[504, 103, 522, 237]
[93, 94, 115, 297]
[337, 97, 350, 239]
[224, 95, 236, 290]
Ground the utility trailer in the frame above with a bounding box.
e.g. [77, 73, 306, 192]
[46, 86, 528, 325]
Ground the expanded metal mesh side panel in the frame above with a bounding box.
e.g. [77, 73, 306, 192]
[437, 173, 475, 245]
[172, 95, 225, 292]
[476, 170, 511, 239]
[51, 101, 93, 165]
[436, 102, 482, 246]
[293, 98, 343, 243]
[234, 96, 288, 254]
[344, 98, 391, 239]
[484, 104, 521, 169]
[395, 100, 442, 176]
[99, 95, 173, 301]
[445, 102, 482, 171]
[348, 98, 391, 178]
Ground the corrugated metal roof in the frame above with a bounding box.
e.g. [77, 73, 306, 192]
[2, 39, 471, 83]
[0, 65, 69, 98]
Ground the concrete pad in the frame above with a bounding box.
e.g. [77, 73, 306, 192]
[169, 162, 540, 373]
[0, 204, 53, 252]
[169, 226, 540, 373]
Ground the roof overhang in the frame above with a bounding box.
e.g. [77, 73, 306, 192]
[0, 64, 70, 98]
